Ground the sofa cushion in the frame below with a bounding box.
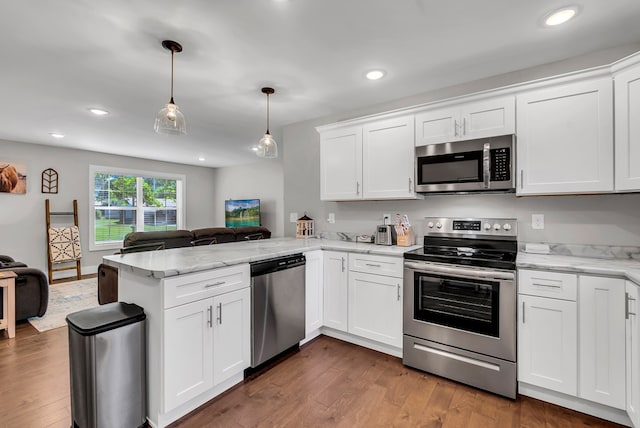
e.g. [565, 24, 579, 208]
[191, 227, 236, 244]
[233, 226, 272, 240]
[123, 230, 194, 249]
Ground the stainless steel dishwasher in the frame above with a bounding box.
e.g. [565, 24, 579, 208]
[250, 253, 306, 368]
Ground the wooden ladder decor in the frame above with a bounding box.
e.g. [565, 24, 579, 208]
[45, 199, 82, 282]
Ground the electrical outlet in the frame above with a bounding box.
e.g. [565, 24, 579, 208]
[532, 214, 545, 230]
[327, 213, 335, 224]
[383, 213, 391, 225]
[289, 212, 298, 223]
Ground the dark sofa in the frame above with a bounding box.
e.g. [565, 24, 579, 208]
[0, 255, 49, 321]
[98, 226, 271, 304]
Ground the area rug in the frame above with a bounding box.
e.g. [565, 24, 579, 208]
[28, 277, 99, 332]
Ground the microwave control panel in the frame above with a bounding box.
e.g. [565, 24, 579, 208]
[490, 148, 511, 181]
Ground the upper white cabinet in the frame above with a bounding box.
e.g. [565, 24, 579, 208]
[614, 61, 640, 192]
[319, 114, 420, 201]
[516, 77, 614, 195]
[415, 96, 515, 146]
[319, 125, 362, 200]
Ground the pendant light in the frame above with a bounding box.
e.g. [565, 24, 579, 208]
[154, 40, 187, 135]
[256, 87, 278, 158]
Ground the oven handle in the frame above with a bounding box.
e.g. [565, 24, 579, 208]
[483, 142, 491, 189]
[404, 261, 515, 281]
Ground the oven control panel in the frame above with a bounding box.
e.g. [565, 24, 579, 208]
[425, 217, 517, 238]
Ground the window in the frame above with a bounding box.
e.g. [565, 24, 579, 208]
[90, 165, 185, 251]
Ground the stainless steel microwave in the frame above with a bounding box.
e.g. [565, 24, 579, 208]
[415, 135, 515, 193]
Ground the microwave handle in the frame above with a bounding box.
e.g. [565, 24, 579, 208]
[483, 142, 491, 188]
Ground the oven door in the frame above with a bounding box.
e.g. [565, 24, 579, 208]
[403, 261, 516, 362]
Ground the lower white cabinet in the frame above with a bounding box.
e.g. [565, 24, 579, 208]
[627, 281, 640, 427]
[518, 269, 627, 411]
[348, 271, 402, 347]
[304, 250, 323, 340]
[518, 294, 577, 395]
[323, 251, 348, 332]
[578, 276, 625, 409]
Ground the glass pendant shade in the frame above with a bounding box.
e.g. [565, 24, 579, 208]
[256, 132, 278, 158]
[154, 100, 187, 135]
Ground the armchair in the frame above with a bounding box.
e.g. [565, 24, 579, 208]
[0, 256, 49, 321]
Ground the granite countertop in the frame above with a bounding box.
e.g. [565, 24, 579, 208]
[103, 237, 422, 279]
[517, 252, 640, 285]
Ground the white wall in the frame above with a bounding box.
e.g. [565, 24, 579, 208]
[0, 139, 217, 277]
[211, 158, 284, 237]
[282, 44, 640, 246]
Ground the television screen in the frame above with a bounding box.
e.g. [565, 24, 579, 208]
[225, 199, 261, 227]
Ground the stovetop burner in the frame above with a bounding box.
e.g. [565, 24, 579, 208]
[404, 217, 518, 270]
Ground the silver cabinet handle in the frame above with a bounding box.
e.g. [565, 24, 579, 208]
[217, 302, 222, 324]
[454, 120, 458, 137]
[483, 142, 490, 189]
[522, 301, 525, 324]
[207, 305, 213, 328]
[365, 263, 381, 267]
[627, 292, 637, 319]
[397, 284, 400, 301]
[408, 177, 412, 192]
[341, 257, 345, 272]
[356, 181, 360, 195]
[462, 117, 466, 135]
[532, 282, 562, 289]
[205, 281, 226, 288]
[520, 170, 524, 189]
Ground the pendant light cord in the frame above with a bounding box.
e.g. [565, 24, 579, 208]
[266, 93, 270, 135]
[169, 49, 175, 104]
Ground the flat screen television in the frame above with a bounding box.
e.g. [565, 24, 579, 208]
[225, 199, 261, 227]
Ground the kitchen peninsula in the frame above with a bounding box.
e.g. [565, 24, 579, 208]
[103, 237, 418, 428]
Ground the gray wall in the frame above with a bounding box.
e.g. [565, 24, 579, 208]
[0, 139, 217, 277]
[211, 158, 284, 237]
[282, 44, 640, 246]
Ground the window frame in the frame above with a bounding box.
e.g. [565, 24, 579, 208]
[89, 165, 186, 251]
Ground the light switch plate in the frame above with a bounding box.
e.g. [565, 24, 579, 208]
[532, 214, 545, 230]
[290, 212, 298, 223]
[327, 213, 335, 224]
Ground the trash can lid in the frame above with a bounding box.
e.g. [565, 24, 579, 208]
[66, 302, 146, 336]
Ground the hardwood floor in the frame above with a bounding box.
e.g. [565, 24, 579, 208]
[0, 326, 622, 428]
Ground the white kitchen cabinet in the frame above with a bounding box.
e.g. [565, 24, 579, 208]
[320, 125, 362, 200]
[164, 298, 214, 411]
[212, 287, 251, 386]
[414, 96, 515, 146]
[362, 115, 418, 199]
[318, 114, 420, 201]
[516, 77, 614, 195]
[304, 250, 323, 341]
[578, 276, 626, 409]
[323, 251, 348, 332]
[614, 62, 640, 191]
[627, 281, 640, 427]
[518, 293, 577, 395]
[348, 271, 402, 348]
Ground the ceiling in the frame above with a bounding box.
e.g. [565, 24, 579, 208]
[3, 0, 640, 168]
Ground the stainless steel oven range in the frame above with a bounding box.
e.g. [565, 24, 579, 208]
[403, 217, 517, 399]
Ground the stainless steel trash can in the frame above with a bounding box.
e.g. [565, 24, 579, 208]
[66, 302, 146, 428]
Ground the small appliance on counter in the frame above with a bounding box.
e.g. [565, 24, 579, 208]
[375, 224, 397, 245]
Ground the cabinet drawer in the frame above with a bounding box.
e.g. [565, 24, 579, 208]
[348, 253, 402, 278]
[163, 264, 250, 309]
[518, 269, 577, 301]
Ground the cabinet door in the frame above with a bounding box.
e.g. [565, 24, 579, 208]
[323, 251, 348, 332]
[320, 126, 363, 200]
[626, 281, 640, 427]
[518, 294, 577, 395]
[578, 275, 625, 409]
[363, 115, 418, 199]
[164, 298, 214, 411]
[516, 78, 614, 195]
[615, 65, 640, 191]
[212, 287, 251, 385]
[460, 96, 515, 140]
[304, 250, 323, 339]
[415, 107, 459, 146]
[348, 271, 402, 347]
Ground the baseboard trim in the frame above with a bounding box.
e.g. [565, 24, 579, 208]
[320, 327, 402, 358]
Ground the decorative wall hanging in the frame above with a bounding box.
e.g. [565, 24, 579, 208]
[41, 168, 59, 193]
[0, 162, 27, 194]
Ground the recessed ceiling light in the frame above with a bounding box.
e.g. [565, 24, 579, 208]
[544, 6, 578, 26]
[49, 133, 65, 139]
[198, 156, 206, 161]
[88, 108, 109, 116]
[366, 70, 385, 80]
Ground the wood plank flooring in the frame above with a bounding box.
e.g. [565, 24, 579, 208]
[0, 325, 622, 428]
